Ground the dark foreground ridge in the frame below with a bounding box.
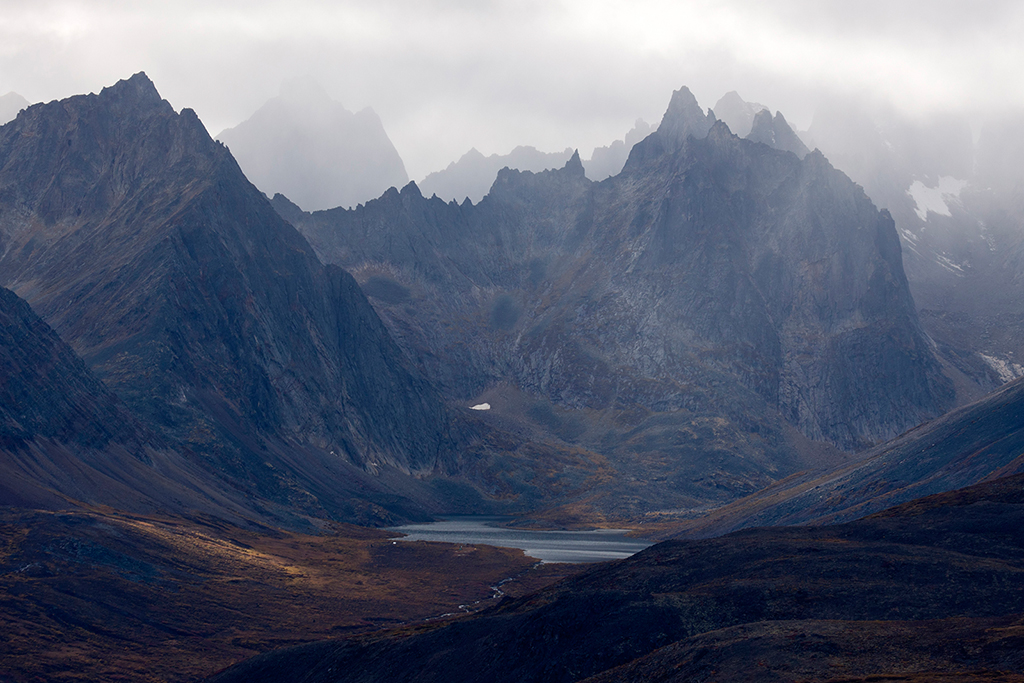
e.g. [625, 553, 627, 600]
[669, 373, 1024, 538]
[210, 472, 1024, 682]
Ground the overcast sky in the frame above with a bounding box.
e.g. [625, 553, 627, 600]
[1, 0, 1022, 179]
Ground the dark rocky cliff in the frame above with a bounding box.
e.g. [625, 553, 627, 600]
[0, 285, 258, 519]
[0, 74, 497, 524]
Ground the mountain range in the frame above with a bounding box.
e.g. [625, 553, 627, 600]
[2, 73, 1023, 682]
[418, 119, 656, 203]
[276, 86, 954, 521]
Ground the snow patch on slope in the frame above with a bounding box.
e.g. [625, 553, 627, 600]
[980, 354, 1024, 384]
[907, 177, 968, 221]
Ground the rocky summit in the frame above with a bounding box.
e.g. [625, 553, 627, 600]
[279, 85, 953, 516]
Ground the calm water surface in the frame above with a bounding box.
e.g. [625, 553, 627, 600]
[389, 516, 652, 563]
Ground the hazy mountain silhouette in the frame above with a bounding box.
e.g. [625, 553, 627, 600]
[582, 118, 654, 181]
[216, 78, 408, 211]
[419, 145, 575, 203]
[0, 92, 29, 125]
[417, 119, 655, 203]
[746, 109, 809, 158]
[712, 90, 767, 137]
[277, 85, 952, 519]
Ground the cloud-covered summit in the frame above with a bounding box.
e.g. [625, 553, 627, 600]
[216, 79, 407, 211]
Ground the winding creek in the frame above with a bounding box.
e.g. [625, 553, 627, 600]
[388, 516, 653, 563]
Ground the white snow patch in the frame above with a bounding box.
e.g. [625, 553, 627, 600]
[935, 253, 966, 275]
[980, 354, 1024, 384]
[907, 177, 968, 221]
[469, 403, 491, 411]
[898, 227, 919, 245]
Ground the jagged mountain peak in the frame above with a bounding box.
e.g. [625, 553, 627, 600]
[100, 72, 160, 102]
[564, 148, 584, 177]
[657, 85, 713, 143]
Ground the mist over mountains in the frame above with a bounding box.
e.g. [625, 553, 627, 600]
[216, 79, 408, 211]
[418, 119, 656, 203]
[796, 95, 1024, 402]
[277, 86, 954, 519]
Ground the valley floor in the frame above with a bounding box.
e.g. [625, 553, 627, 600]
[0, 508, 581, 682]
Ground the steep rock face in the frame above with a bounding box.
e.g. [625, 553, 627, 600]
[0, 74, 469, 523]
[0, 286, 256, 518]
[0, 286, 143, 453]
[801, 100, 1024, 403]
[216, 79, 408, 211]
[281, 87, 952, 512]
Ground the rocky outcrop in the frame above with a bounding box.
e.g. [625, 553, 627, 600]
[216, 79, 408, 210]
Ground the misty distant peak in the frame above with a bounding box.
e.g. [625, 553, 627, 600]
[279, 76, 333, 106]
[658, 86, 713, 143]
[419, 145, 575, 203]
[746, 109, 810, 158]
[713, 91, 768, 137]
[0, 91, 30, 126]
[216, 78, 408, 211]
